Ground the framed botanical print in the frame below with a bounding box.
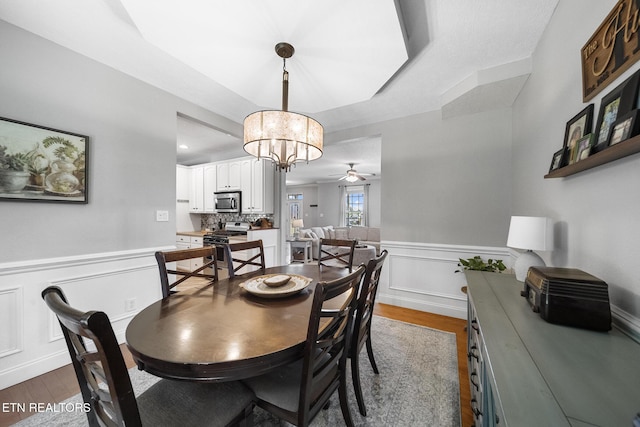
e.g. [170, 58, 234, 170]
[0, 117, 88, 203]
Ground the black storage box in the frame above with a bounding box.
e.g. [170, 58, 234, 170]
[522, 266, 611, 331]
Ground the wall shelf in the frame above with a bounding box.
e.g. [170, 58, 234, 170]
[544, 134, 640, 178]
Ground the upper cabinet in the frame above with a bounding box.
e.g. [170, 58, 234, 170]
[216, 161, 242, 191]
[203, 164, 217, 212]
[184, 157, 275, 215]
[240, 159, 274, 214]
[189, 166, 204, 213]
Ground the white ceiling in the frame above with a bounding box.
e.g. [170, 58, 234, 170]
[0, 0, 559, 185]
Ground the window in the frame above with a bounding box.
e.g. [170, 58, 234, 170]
[346, 186, 365, 226]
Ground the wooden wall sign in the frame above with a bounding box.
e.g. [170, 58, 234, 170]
[582, 0, 640, 102]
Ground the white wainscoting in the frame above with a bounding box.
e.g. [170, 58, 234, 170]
[378, 241, 511, 319]
[0, 247, 171, 389]
[378, 241, 640, 341]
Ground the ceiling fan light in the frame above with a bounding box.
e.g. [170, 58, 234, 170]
[345, 174, 359, 182]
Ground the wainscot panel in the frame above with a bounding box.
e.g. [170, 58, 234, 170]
[0, 247, 171, 389]
[378, 241, 511, 319]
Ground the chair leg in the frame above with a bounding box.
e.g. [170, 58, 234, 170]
[339, 376, 355, 427]
[351, 350, 367, 416]
[365, 335, 379, 375]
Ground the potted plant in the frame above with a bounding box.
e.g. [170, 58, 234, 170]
[0, 145, 30, 193]
[455, 256, 506, 273]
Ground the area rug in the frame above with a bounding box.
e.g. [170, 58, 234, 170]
[14, 316, 460, 427]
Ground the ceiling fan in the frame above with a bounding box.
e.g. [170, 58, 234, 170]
[337, 163, 372, 182]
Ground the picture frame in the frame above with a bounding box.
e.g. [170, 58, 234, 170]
[549, 148, 567, 172]
[562, 104, 593, 161]
[0, 117, 88, 203]
[574, 134, 593, 163]
[593, 69, 640, 153]
[608, 109, 640, 146]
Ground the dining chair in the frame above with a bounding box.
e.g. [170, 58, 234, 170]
[242, 265, 366, 427]
[317, 238, 357, 272]
[224, 239, 266, 278]
[155, 246, 218, 298]
[350, 249, 388, 416]
[41, 286, 255, 427]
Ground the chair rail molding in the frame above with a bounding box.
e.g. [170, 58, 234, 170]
[0, 247, 167, 389]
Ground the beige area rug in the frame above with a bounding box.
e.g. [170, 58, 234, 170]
[14, 316, 461, 426]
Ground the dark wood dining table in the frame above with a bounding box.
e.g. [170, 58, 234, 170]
[125, 264, 350, 382]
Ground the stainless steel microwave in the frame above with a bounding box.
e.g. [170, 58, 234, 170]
[214, 191, 241, 213]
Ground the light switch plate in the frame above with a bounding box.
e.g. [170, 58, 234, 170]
[156, 210, 169, 222]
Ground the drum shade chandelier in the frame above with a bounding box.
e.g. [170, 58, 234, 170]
[243, 43, 323, 172]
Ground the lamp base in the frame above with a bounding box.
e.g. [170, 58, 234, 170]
[513, 250, 545, 282]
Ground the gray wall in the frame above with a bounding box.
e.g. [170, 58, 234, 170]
[512, 0, 640, 318]
[327, 108, 513, 246]
[0, 21, 237, 263]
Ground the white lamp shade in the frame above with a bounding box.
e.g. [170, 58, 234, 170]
[506, 216, 553, 251]
[292, 219, 304, 228]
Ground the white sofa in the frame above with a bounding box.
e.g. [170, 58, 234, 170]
[299, 225, 381, 260]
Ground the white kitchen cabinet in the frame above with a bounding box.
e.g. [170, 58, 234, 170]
[175, 234, 204, 271]
[240, 159, 274, 214]
[189, 166, 204, 213]
[203, 164, 217, 212]
[176, 165, 190, 201]
[216, 161, 242, 191]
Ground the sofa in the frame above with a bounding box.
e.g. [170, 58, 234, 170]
[298, 225, 381, 261]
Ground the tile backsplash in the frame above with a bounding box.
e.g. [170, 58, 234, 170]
[200, 213, 274, 231]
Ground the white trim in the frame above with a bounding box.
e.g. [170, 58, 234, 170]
[0, 246, 175, 276]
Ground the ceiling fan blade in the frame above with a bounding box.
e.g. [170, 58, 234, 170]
[338, 175, 347, 180]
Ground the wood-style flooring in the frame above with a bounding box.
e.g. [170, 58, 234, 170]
[0, 303, 473, 427]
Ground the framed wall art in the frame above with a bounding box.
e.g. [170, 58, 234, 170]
[609, 109, 640, 146]
[0, 117, 88, 203]
[574, 134, 593, 163]
[549, 148, 567, 173]
[593, 69, 640, 153]
[562, 104, 593, 165]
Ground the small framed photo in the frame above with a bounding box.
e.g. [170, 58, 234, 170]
[593, 69, 640, 153]
[575, 134, 593, 162]
[563, 104, 593, 156]
[549, 148, 566, 172]
[608, 109, 640, 146]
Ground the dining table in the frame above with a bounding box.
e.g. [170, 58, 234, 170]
[125, 263, 350, 382]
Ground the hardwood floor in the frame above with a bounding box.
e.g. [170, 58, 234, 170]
[0, 303, 473, 427]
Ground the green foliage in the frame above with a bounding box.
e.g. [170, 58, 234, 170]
[42, 136, 81, 160]
[0, 146, 28, 171]
[455, 256, 506, 273]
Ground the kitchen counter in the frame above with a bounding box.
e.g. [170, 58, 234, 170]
[176, 230, 208, 237]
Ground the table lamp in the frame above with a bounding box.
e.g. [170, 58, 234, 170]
[507, 216, 554, 281]
[292, 219, 304, 239]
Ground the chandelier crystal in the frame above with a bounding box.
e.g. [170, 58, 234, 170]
[243, 43, 323, 172]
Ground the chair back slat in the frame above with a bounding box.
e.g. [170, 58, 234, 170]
[318, 238, 356, 272]
[353, 250, 388, 354]
[223, 239, 266, 278]
[42, 286, 142, 427]
[298, 265, 365, 425]
[155, 246, 218, 298]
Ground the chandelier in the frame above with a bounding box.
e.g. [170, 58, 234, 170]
[243, 43, 323, 172]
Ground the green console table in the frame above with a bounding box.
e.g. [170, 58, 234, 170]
[465, 270, 640, 427]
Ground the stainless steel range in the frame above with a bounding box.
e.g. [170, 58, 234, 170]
[203, 222, 250, 264]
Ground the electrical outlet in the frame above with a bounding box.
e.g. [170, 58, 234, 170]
[156, 210, 169, 222]
[125, 298, 137, 312]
